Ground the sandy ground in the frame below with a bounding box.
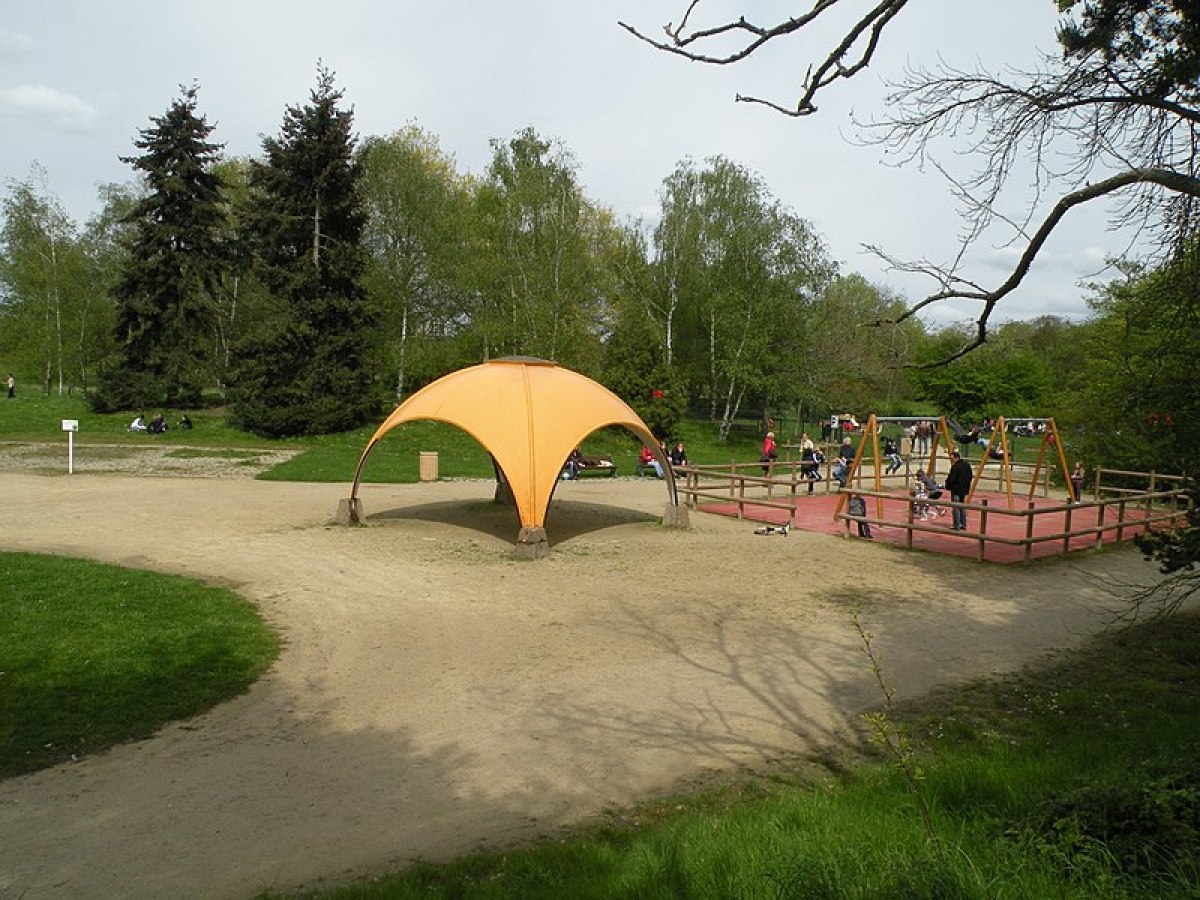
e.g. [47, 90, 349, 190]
[0, 445, 1163, 900]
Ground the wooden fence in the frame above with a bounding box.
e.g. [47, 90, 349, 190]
[676, 461, 1192, 562]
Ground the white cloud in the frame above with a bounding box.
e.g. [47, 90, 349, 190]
[0, 30, 36, 60]
[0, 83, 101, 134]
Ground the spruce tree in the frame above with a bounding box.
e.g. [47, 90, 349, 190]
[227, 65, 380, 436]
[95, 84, 225, 411]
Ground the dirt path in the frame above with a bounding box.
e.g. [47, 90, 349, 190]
[0, 460, 1156, 899]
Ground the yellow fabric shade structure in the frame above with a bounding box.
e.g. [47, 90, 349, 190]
[348, 358, 678, 537]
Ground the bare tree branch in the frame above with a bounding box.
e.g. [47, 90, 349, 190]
[872, 168, 1200, 365]
[622, 3, 1200, 356]
[619, 0, 912, 116]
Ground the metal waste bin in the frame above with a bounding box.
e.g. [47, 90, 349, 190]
[419, 451, 439, 481]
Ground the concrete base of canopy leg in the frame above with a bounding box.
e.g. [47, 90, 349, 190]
[514, 526, 549, 559]
[335, 497, 363, 525]
[661, 502, 690, 528]
[494, 482, 514, 506]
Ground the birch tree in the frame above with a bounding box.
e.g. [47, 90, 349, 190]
[359, 126, 470, 400]
[0, 166, 85, 396]
[469, 128, 607, 369]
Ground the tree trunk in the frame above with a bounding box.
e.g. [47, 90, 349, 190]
[394, 304, 409, 402]
[312, 201, 321, 268]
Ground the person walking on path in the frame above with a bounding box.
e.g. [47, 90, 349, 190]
[945, 450, 973, 531]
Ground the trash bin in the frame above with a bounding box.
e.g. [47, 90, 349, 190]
[419, 451, 439, 482]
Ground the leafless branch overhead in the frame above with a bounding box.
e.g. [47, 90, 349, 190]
[619, 0, 912, 116]
[875, 168, 1200, 366]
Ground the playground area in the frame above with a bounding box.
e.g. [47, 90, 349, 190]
[680, 415, 1191, 564]
[0, 465, 1177, 899]
[690, 488, 1183, 563]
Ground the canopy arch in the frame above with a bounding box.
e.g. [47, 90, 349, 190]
[345, 358, 681, 554]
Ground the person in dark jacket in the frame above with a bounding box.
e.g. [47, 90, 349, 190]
[944, 450, 973, 531]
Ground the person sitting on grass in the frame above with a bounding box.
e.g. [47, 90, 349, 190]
[129, 413, 148, 433]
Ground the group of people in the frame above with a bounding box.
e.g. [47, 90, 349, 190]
[129, 412, 192, 434]
[638, 440, 689, 478]
[753, 417, 1090, 537]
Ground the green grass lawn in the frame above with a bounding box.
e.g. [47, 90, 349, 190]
[0, 552, 280, 778]
[270, 611, 1200, 899]
[0, 393, 1056, 486]
[0, 392, 280, 447]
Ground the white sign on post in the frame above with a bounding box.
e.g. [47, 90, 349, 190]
[61, 419, 79, 474]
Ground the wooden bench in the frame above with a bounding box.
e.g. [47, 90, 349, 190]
[575, 455, 618, 477]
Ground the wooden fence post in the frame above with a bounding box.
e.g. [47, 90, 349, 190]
[1062, 504, 1073, 556]
[906, 496, 915, 550]
[1025, 501, 1036, 562]
[977, 499, 989, 562]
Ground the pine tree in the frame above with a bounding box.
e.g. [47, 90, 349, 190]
[94, 84, 226, 411]
[227, 65, 380, 436]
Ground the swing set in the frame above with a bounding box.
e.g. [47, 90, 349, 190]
[834, 414, 1074, 521]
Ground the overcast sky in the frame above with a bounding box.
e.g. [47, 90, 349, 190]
[1, 1, 1135, 328]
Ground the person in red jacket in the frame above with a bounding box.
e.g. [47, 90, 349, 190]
[638, 444, 663, 478]
[760, 431, 777, 475]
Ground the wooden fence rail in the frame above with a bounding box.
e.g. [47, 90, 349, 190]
[674, 461, 1192, 563]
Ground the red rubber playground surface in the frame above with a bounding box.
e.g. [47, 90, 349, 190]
[695, 490, 1171, 563]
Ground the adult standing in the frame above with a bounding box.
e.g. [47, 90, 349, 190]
[5, 373, 13, 399]
[914, 420, 931, 456]
[945, 450, 973, 531]
[760, 430, 777, 475]
[1070, 461, 1085, 503]
[799, 432, 822, 492]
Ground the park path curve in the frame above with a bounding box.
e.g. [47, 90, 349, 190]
[0, 471, 1152, 899]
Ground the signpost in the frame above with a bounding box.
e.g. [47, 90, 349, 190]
[62, 419, 79, 474]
